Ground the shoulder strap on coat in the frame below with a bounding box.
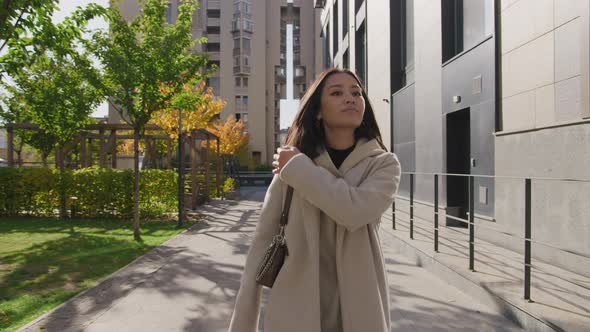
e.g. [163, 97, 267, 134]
[280, 186, 294, 227]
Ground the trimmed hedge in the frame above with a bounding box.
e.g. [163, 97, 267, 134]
[0, 167, 177, 219]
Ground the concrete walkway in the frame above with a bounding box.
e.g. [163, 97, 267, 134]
[19, 187, 523, 332]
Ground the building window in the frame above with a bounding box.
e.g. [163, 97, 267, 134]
[243, 38, 251, 50]
[244, 55, 249, 66]
[234, 38, 240, 49]
[206, 43, 220, 52]
[235, 77, 241, 87]
[207, 60, 220, 70]
[235, 1, 251, 15]
[295, 66, 305, 77]
[405, 0, 414, 73]
[244, 20, 254, 32]
[209, 76, 220, 93]
[343, 0, 349, 38]
[343, 48, 349, 69]
[333, 2, 339, 55]
[441, 0, 463, 62]
[207, 9, 220, 18]
[234, 56, 240, 66]
[355, 0, 363, 14]
[441, 0, 494, 63]
[355, 22, 366, 85]
[391, 0, 414, 91]
[243, 77, 248, 87]
[252, 151, 261, 165]
[206, 26, 220, 34]
[243, 96, 248, 107]
[323, 23, 330, 69]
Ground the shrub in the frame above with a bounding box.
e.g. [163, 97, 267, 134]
[0, 167, 177, 219]
[223, 177, 236, 193]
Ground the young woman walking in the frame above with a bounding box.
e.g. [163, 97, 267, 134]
[229, 68, 401, 332]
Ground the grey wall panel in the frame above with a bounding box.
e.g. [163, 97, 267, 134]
[442, 37, 496, 218]
[442, 38, 495, 115]
[394, 141, 415, 195]
[471, 101, 495, 217]
[393, 84, 415, 144]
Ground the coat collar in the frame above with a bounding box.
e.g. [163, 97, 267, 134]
[313, 138, 386, 176]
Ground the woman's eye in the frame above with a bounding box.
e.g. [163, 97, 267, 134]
[352, 91, 362, 96]
[331, 91, 342, 96]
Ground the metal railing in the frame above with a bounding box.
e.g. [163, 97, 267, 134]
[392, 172, 590, 301]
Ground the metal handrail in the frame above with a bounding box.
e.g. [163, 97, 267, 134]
[390, 172, 590, 301]
[400, 171, 590, 183]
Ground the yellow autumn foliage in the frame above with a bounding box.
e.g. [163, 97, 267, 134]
[151, 79, 226, 140]
[208, 114, 249, 155]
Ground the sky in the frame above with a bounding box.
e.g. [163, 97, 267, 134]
[56, 0, 110, 118]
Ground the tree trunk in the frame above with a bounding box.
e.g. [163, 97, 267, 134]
[16, 150, 22, 167]
[133, 129, 141, 241]
[58, 146, 67, 219]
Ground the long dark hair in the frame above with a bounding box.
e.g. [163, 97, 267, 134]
[285, 68, 387, 160]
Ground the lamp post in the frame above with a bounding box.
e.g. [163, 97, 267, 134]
[177, 110, 184, 228]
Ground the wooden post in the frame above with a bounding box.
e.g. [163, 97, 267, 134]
[99, 128, 106, 167]
[111, 129, 117, 168]
[150, 138, 157, 168]
[166, 137, 173, 168]
[144, 136, 150, 169]
[80, 133, 87, 168]
[87, 138, 93, 166]
[205, 136, 210, 201]
[216, 137, 221, 198]
[190, 134, 198, 209]
[7, 126, 14, 167]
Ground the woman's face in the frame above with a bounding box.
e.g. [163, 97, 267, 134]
[318, 72, 365, 130]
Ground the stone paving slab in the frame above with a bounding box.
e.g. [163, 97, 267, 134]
[18, 187, 523, 332]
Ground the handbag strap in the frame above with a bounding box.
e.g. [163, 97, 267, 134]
[280, 186, 294, 227]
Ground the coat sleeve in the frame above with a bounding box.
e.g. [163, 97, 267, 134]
[279, 152, 401, 232]
[228, 174, 284, 332]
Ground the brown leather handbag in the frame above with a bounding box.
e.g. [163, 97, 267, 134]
[255, 186, 294, 288]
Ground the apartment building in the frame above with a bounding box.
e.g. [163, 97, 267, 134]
[317, 0, 590, 275]
[112, 0, 322, 165]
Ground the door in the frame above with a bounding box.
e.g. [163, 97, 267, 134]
[446, 108, 470, 227]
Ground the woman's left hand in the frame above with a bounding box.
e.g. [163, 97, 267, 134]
[272, 146, 301, 174]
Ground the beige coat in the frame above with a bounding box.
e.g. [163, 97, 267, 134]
[228, 138, 401, 332]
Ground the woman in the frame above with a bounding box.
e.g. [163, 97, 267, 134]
[228, 68, 401, 332]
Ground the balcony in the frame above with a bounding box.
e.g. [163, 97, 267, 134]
[208, 0, 220, 10]
[233, 47, 251, 56]
[206, 34, 220, 43]
[208, 52, 220, 62]
[207, 18, 220, 26]
[233, 65, 251, 74]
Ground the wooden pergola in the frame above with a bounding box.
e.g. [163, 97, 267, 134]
[4, 123, 221, 209]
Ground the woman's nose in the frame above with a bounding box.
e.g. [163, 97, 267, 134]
[344, 92, 355, 104]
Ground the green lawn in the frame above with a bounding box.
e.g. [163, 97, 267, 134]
[0, 217, 199, 331]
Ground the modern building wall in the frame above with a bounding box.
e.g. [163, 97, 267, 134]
[318, 0, 392, 151]
[493, 0, 590, 275]
[110, 0, 321, 165]
[320, 0, 590, 275]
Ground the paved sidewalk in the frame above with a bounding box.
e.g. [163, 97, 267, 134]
[19, 187, 523, 332]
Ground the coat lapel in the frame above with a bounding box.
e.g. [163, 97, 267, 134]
[313, 138, 384, 176]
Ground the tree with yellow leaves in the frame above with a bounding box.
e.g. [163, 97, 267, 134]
[152, 79, 226, 141]
[208, 114, 250, 156]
